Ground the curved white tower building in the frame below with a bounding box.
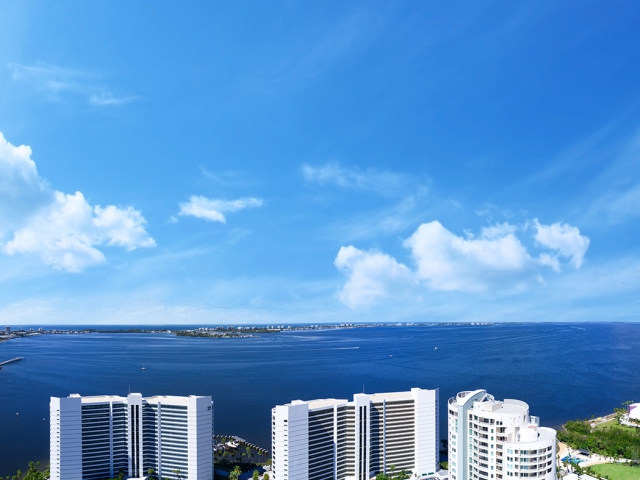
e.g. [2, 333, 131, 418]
[448, 390, 555, 480]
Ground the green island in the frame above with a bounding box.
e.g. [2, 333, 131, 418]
[176, 327, 281, 339]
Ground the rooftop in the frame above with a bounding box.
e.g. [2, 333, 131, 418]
[370, 391, 414, 401]
[71, 394, 127, 404]
[64, 393, 205, 405]
[307, 398, 348, 409]
[145, 395, 208, 405]
[472, 400, 528, 415]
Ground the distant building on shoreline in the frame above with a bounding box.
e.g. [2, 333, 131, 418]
[448, 390, 556, 480]
[50, 393, 213, 480]
[628, 403, 640, 420]
[272, 387, 439, 480]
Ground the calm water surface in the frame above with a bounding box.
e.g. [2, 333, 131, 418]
[1, 323, 639, 476]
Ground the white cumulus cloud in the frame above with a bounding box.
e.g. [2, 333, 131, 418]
[334, 246, 415, 308]
[479, 222, 519, 239]
[0, 133, 155, 272]
[0, 133, 50, 230]
[0, 132, 39, 186]
[178, 196, 264, 223]
[335, 219, 590, 308]
[532, 219, 590, 268]
[405, 221, 539, 292]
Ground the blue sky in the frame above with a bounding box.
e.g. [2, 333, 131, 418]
[1, 2, 640, 324]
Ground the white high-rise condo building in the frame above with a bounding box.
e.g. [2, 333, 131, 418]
[50, 393, 213, 480]
[448, 390, 556, 480]
[272, 388, 439, 480]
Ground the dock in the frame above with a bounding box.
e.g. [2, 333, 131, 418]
[0, 357, 25, 367]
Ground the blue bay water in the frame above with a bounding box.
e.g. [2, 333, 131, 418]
[1, 323, 640, 476]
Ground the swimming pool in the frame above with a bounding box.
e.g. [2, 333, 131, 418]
[561, 456, 585, 464]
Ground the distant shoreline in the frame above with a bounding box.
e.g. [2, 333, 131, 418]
[0, 321, 496, 342]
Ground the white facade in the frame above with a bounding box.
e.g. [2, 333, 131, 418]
[628, 403, 640, 420]
[448, 390, 556, 480]
[50, 396, 83, 480]
[273, 400, 310, 480]
[272, 387, 439, 480]
[50, 393, 213, 480]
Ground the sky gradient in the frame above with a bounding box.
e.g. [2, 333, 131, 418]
[1, 2, 640, 324]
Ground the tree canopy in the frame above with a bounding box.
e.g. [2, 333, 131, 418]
[557, 419, 640, 460]
[5, 461, 49, 480]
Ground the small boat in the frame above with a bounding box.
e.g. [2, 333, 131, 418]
[141, 365, 146, 370]
[435, 347, 438, 350]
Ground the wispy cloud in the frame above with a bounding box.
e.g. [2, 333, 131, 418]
[241, 9, 381, 97]
[582, 128, 640, 225]
[320, 191, 429, 242]
[178, 196, 264, 223]
[499, 118, 640, 228]
[302, 162, 423, 197]
[302, 162, 434, 242]
[199, 167, 264, 188]
[7, 61, 137, 106]
[89, 91, 137, 106]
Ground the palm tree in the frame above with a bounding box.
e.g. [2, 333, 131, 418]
[229, 466, 242, 480]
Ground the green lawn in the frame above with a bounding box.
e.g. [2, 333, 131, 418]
[590, 463, 640, 480]
[593, 419, 637, 433]
[595, 419, 619, 430]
